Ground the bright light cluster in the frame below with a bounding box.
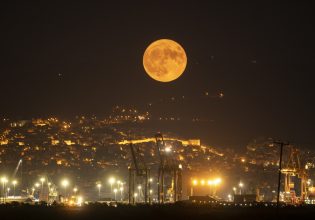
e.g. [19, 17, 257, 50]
[192, 178, 222, 186]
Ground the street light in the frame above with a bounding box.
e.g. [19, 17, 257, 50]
[61, 179, 69, 197]
[12, 180, 17, 198]
[35, 182, 40, 188]
[113, 188, 118, 201]
[7, 188, 10, 197]
[117, 180, 121, 188]
[1, 176, 8, 202]
[228, 194, 232, 202]
[40, 177, 45, 190]
[134, 193, 138, 202]
[119, 187, 124, 201]
[97, 183, 102, 200]
[165, 147, 171, 153]
[239, 182, 244, 195]
[108, 177, 116, 193]
[73, 187, 78, 194]
[138, 185, 142, 201]
[233, 187, 237, 194]
[192, 179, 198, 186]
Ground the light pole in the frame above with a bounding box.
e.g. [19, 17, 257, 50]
[108, 177, 115, 193]
[191, 179, 198, 196]
[7, 188, 10, 197]
[12, 180, 17, 198]
[119, 187, 124, 201]
[61, 179, 69, 199]
[97, 183, 102, 200]
[138, 185, 142, 202]
[228, 194, 232, 202]
[239, 182, 244, 195]
[233, 187, 237, 194]
[134, 193, 138, 202]
[117, 180, 121, 189]
[113, 188, 118, 201]
[73, 187, 78, 196]
[40, 177, 45, 191]
[1, 177, 8, 203]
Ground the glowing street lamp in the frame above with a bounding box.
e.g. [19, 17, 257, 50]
[61, 179, 69, 197]
[73, 187, 78, 195]
[233, 187, 237, 194]
[119, 187, 124, 201]
[1, 176, 8, 201]
[138, 185, 142, 201]
[117, 180, 121, 188]
[108, 177, 116, 192]
[191, 179, 198, 196]
[35, 182, 40, 188]
[97, 183, 102, 200]
[239, 182, 244, 195]
[201, 179, 205, 186]
[228, 194, 232, 202]
[12, 180, 17, 197]
[165, 147, 172, 153]
[192, 179, 198, 186]
[134, 193, 138, 202]
[40, 177, 45, 190]
[7, 188, 10, 197]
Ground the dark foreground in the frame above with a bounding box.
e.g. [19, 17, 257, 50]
[1, 203, 315, 220]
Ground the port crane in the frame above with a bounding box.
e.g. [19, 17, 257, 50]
[281, 145, 308, 203]
[128, 141, 151, 204]
[155, 133, 182, 203]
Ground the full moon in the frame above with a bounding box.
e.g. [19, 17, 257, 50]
[143, 39, 187, 82]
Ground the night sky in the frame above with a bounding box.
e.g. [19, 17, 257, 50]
[0, 1, 314, 147]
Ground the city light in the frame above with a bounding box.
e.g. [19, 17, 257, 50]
[12, 180, 17, 197]
[61, 179, 69, 197]
[214, 178, 222, 185]
[113, 188, 118, 200]
[233, 187, 237, 194]
[1, 176, 8, 184]
[228, 194, 232, 201]
[201, 179, 205, 185]
[192, 178, 222, 186]
[239, 182, 244, 195]
[192, 179, 198, 186]
[77, 196, 83, 206]
[61, 179, 69, 188]
[165, 147, 172, 153]
[96, 183, 102, 199]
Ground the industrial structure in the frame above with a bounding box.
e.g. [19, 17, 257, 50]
[155, 133, 182, 203]
[128, 141, 150, 204]
[281, 145, 309, 203]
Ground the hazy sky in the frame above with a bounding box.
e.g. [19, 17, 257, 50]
[0, 1, 314, 147]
